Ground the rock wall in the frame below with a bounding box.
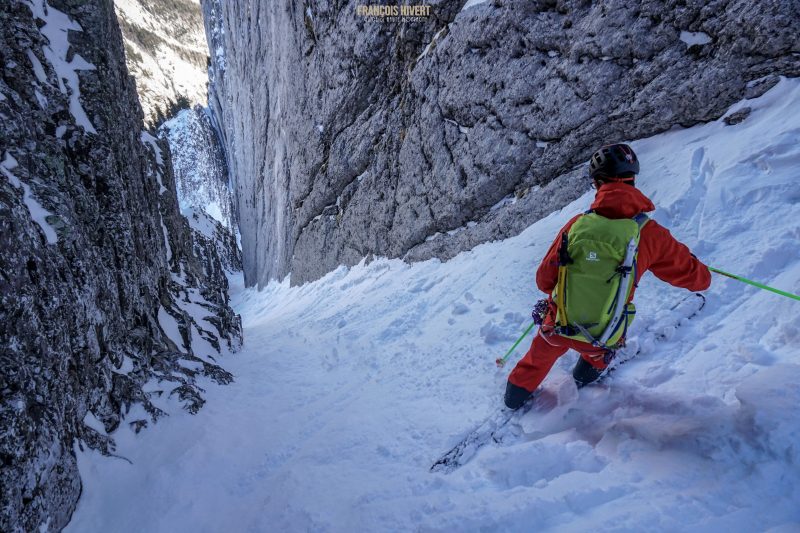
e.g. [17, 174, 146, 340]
[203, 0, 799, 287]
[0, 1, 240, 531]
[183, 208, 243, 274]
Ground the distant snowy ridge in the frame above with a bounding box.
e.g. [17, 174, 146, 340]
[157, 105, 242, 274]
[160, 106, 235, 230]
[114, 0, 208, 124]
[68, 78, 800, 532]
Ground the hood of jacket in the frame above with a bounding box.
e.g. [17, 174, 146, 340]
[590, 182, 656, 218]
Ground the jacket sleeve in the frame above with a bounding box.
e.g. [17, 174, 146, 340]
[640, 221, 711, 292]
[536, 215, 580, 294]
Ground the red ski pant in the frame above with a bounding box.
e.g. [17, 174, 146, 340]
[507, 328, 610, 393]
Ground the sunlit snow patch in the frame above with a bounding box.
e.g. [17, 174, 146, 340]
[1, 152, 58, 244]
[26, 0, 97, 133]
[680, 30, 712, 46]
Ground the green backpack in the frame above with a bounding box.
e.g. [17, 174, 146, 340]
[551, 211, 649, 349]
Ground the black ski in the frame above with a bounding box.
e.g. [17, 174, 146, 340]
[430, 293, 706, 474]
[429, 399, 534, 474]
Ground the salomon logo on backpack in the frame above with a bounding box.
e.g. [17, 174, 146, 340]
[551, 212, 649, 348]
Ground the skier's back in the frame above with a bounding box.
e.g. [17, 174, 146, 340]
[504, 143, 711, 409]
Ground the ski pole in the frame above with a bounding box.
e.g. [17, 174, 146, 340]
[495, 321, 536, 368]
[710, 267, 800, 302]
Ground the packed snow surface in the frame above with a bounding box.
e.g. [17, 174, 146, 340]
[67, 79, 800, 531]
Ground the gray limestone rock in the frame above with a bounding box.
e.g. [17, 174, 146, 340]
[724, 106, 752, 125]
[203, 0, 799, 287]
[0, 1, 240, 530]
[183, 208, 243, 273]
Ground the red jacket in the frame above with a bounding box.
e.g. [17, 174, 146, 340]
[536, 183, 711, 300]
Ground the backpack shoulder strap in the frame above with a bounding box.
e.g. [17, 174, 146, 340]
[633, 212, 649, 229]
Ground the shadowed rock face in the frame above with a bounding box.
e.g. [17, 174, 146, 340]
[0, 1, 240, 530]
[203, 0, 798, 287]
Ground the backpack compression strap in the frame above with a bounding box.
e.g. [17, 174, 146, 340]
[632, 212, 649, 229]
[555, 231, 572, 328]
[593, 212, 649, 347]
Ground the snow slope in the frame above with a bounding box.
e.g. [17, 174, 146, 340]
[66, 78, 800, 532]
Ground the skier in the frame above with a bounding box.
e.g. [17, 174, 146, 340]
[504, 143, 711, 409]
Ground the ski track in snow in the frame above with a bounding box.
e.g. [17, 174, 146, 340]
[66, 79, 800, 532]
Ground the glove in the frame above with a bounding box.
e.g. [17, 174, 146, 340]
[531, 299, 549, 326]
[588, 349, 616, 365]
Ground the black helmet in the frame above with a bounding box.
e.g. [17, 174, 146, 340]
[589, 143, 639, 180]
